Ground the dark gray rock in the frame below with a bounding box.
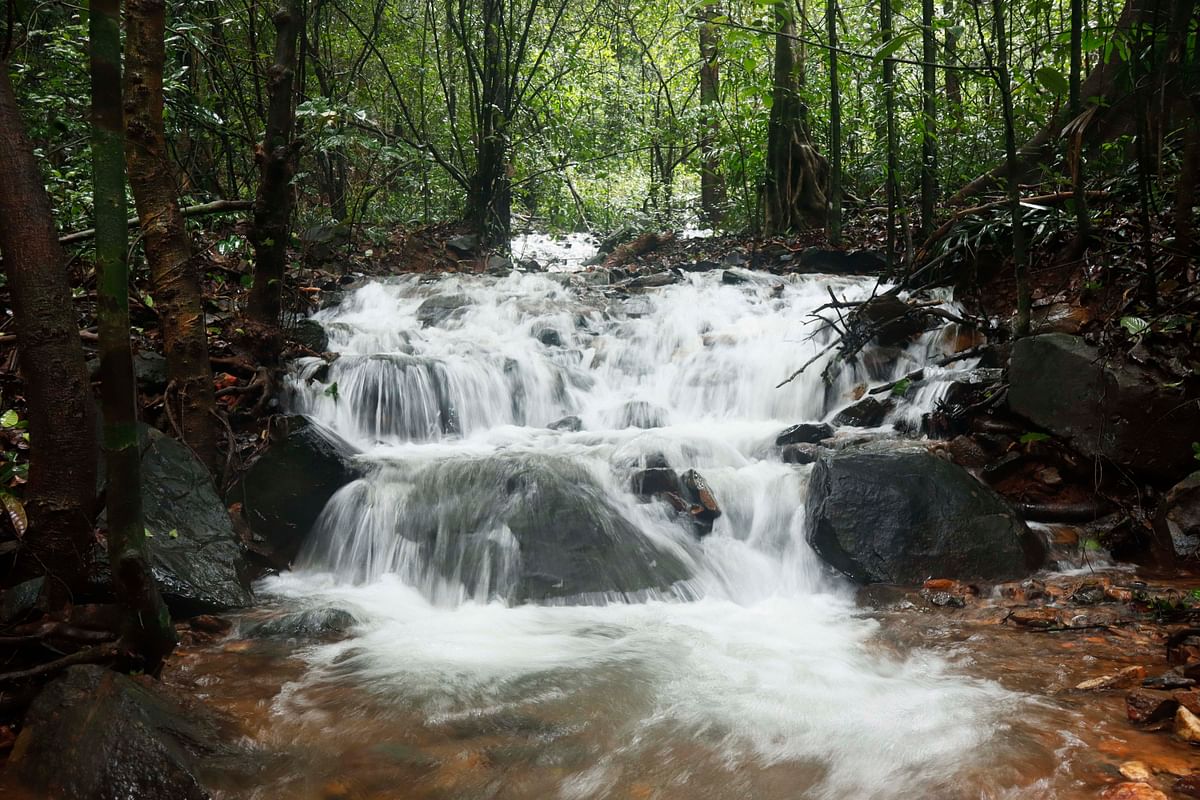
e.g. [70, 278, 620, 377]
[548, 415, 583, 432]
[391, 455, 692, 602]
[417, 294, 472, 327]
[88, 351, 169, 393]
[1009, 334, 1200, 479]
[8, 665, 244, 800]
[290, 318, 328, 352]
[631, 467, 682, 497]
[447, 233, 480, 255]
[629, 271, 678, 288]
[240, 607, 356, 639]
[487, 254, 512, 272]
[781, 443, 822, 465]
[1155, 472, 1200, 560]
[101, 426, 252, 614]
[833, 397, 893, 427]
[535, 327, 563, 347]
[231, 416, 358, 570]
[721, 269, 749, 285]
[805, 442, 1045, 585]
[775, 422, 834, 446]
[797, 248, 887, 275]
[0, 577, 43, 624]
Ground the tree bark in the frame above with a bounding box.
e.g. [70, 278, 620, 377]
[90, 0, 175, 674]
[827, 0, 843, 244]
[882, 0, 900, 269]
[920, 0, 938, 237]
[123, 0, 219, 473]
[248, 0, 303, 325]
[953, 0, 1197, 203]
[761, 2, 828, 234]
[0, 64, 97, 606]
[464, 0, 513, 246]
[698, 0, 726, 227]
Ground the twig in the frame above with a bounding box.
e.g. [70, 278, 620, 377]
[59, 199, 253, 245]
[0, 641, 122, 683]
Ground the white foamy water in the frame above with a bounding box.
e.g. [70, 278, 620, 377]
[263, 268, 1028, 799]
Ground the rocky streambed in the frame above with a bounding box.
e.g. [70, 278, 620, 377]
[5, 253, 1200, 799]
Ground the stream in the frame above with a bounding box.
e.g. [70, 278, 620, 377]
[167, 238, 1196, 799]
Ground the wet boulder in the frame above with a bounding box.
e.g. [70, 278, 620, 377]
[1009, 334, 1200, 479]
[805, 442, 1045, 585]
[548, 415, 583, 432]
[446, 233, 480, 255]
[1155, 472, 1200, 560]
[781, 443, 822, 465]
[6, 665, 243, 800]
[797, 248, 887, 275]
[96, 425, 252, 614]
[832, 396, 893, 428]
[231, 416, 358, 570]
[681, 469, 721, 536]
[776, 422, 834, 446]
[417, 294, 472, 327]
[384, 455, 693, 602]
[290, 318, 328, 352]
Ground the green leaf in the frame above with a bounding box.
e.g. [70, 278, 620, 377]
[144, 527, 154, 538]
[1019, 432, 1051, 444]
[1034, 66, 1069, 96]
[324, 381, 340, 401]
[1119, 316, 1150, 337]
[0, 410, 18, 428]
[873, 29, 920, 62]
[891, 378, 912, 397]
[168, 528, 179, 539]
[144, 294, 155, 308]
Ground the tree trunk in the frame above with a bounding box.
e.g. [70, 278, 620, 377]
[248, 0, 303, 325]
[954, 0, 1197, 202]
[882, 0, 900, 269]
[827, 0, 842, 244]
[465, 0, 513, 246]
[123, 0, 219, 473]
[1068, 0, 1090, 245]
[699, 0, 726, 227]
[0, 65, 97, 607]
[761, 3, 828, 234]
[944, 0, 962, 128]
[920, 0, 938, 237]
[90, 0, 175, 673]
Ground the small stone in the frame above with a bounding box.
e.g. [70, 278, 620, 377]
[1009, 607, 1060, 628]
[1119, 762, 1153, 782]
[1076, 666, 1147, 691]
[1126, 689, 1179, 724]
[1176, 706, 1200, 742]
[548, 416, 583, 432]
[925, 590, 966, 608]
[1036, 466, 1064, 486]
[1142, 672, 1196, 691]
[1101, 783, 1168, 800]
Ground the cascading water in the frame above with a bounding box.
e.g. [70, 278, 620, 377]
[257, 263, 1044, 799]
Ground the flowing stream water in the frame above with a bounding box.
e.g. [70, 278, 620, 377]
[170, 249, 1193, 799]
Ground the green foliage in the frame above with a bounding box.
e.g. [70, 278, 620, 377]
[1019, 431, 1051, 444]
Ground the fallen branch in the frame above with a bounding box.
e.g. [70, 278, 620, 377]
[58, 199, 253, 245]
[0, 641, 122, 683]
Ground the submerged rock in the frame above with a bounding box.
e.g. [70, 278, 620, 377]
[7, 665, 242, 800]
[290, 318, 328, 352]
[547, 415, 583, 432]
[804, 442, 1044, 585]
[232, 416, 358, 570]
[1008, 334, 1200, 479]
[417, 294, 472, 327]
[95, 425, 252, 614]
[618, 400, 668, 429]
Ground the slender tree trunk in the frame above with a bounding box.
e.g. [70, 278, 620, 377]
[944, 0, 962, 128]
[123, 0, 219, 473]
[248, 0, 303, 324]
[990, 0, 1030, 334]
[699, 0, 726, 227]
[1069, 0, 1090, 245]
[762, 2, 828, 234]
[827, 0, 842, 244]
[90, 0, 175, 673]
[882, 0, 899, 270]
[465, 0, 512, 246]
[0, 66, 97, 607]
[920, 0, 938, 238]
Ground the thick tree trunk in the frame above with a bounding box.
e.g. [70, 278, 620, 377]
[698, 0, 726, 227]
[920, 0, 938, 237]
[91, 0, 175, 673]
[0, 66, 97, 606]
[882, 0, 900, 269]
[991, 0, 1030, 335]
[123, 0, 219, 473]
[953, 0, 1197, 203]
[248, 0, 303, 325]
[465, 0, 512, 246]
[761, 4, 828, 234]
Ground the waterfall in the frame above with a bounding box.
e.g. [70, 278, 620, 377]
[260, 264, 1027, 800]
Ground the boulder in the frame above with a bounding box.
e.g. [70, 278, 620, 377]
[805, 442, 1045, 585]
[797, 248, 887, 275]
[1126, 688, 1179, 724]
[0, 577, 42, 624]
[781, 443, 822, 464]
[88, 350, 168, 393]
[417, 294, 472, 327]
[535, 327, 563, 347]
[681, 469, 721, 536]
[290, 318, 328, 352]
[548, 415, 583, 432]
[6, 665, 242, 800]
[1155, 472, 1200, 560]
[231, 415, 358, 570]
[240, 607, 356, 639]
[446, 233, 480, 255]
[1008, 334, 1200, 479]
[631, 467, 682, 497]
[832, 397, 893, 427]
[96, 426, 251, 614]
[775, 422, 834, 446]
[339, 454, 692, 602]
